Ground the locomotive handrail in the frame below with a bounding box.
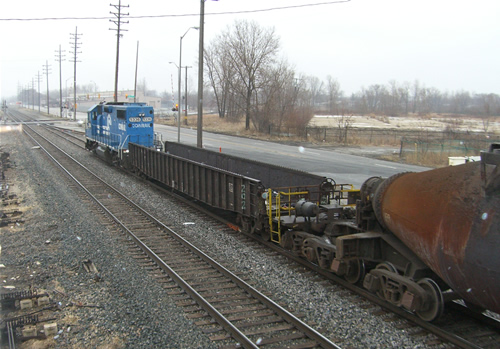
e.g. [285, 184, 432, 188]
[118, 134, 129, 159]
[333, 184, 360, 207]
[267, 188, 282, 243]
[267, 187, 318, 243]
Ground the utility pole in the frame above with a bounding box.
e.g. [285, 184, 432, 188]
[55, 45, 65, 117]
[16, 83, 21, 106]
[31, 78, 35, 110]
[27, 83, 31, 109]
[110, 0, 129, 103]
[43, 60, 51, 115]
[36, 71, 43, 113]
[69, 27, 82, 121]
[134, 41, 139, 103]
[197, 0, 205, 148]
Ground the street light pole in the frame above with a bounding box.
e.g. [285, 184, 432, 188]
[178, 26, 198, 143]
[197, 0, 205, 148]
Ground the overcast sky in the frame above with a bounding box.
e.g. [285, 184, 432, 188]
[1, 0, 499, 101]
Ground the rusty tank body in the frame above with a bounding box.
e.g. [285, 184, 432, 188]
[368, 144, 500, 314]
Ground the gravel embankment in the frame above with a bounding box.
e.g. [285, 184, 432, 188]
[1, 130, 216, 349]
[1, 123, 447, 348]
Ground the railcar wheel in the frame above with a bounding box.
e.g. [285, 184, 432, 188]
[345, 258, 366, 284]
[416, 278, 444, 322]
[374, 262, 398, 298]
[302, 238, 320, 264]
[376, 262, 397, 273]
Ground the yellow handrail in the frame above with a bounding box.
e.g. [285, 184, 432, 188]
[267, 188, 281, 243]
[266, 184, 360, 242]
[268, 188, 310, 243]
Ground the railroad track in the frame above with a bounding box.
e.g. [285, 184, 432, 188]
[253, 235, 500, 349]
[161, 186, 500, 349]
[10, 109, 500, 348]
[21, 123, 342, 348]
[48, 126, 86, 147]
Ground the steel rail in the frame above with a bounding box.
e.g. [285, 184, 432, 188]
[22, 124, 342, 349]
[122, 148, 493, 349]
[36, 115, 498, 349]
[15, 109, 497, 348]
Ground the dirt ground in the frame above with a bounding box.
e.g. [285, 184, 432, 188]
[163, 113, 499, 135]
[158, 113, 499, 167]
[308, 114, 499, 134]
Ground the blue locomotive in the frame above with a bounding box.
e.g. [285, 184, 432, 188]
[85, 102, 160, 162]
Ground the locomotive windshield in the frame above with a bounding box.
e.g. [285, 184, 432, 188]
[117, 110, 126, 119]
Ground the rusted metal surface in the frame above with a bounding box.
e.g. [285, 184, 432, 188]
[373, 157, 500, 314]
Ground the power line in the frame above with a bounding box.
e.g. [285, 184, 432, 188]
[35, 71, 43, 113]
[69, 27, 83, 121]
[110, 0, 129, 102]
[42, 60, 52, 115]
[0, 1, 351, 21]
[55, 45, 66, 117]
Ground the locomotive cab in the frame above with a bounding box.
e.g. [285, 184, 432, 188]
[85, 102, 157, 163]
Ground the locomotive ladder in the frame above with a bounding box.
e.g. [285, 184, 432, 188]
[267, 187, 310, 244]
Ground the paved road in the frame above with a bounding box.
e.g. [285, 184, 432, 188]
[22, 108, 429, 189]
[154, 124, 429, 189]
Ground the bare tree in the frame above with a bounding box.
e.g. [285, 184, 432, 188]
[478, 93, 499, 117]
[224, 20, 280, 130]
[425, 87, 443, 114]
[326, 75, 341, 114]
[451, 90, 471, 114]
[478, 93, 499, 135]
[205, 37, 233, 119]
[412, 80, 420, 114]
[137, 78, 148, 97]
[337, 114, 353, 144]
[388, 80, 400, 115]
[260, 62, 297, 129]
[306, 75, 323, 110]
[398, 81, 410, 115]
[364, 84, 386, 113]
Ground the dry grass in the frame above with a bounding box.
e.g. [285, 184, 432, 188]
[158, 113, 272, 139]
[380, 152, 451, 167]
[157, 113, 494, 167]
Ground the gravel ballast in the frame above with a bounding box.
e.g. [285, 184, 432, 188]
[1, 120, 447, 348]
[1, 129, 216, 349]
